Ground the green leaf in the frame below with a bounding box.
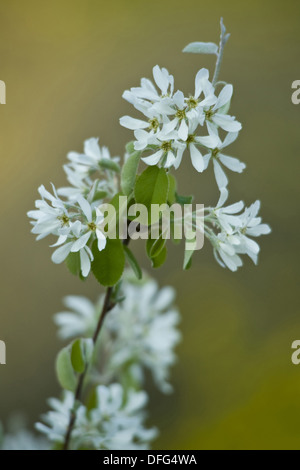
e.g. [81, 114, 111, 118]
[175, 192, 194, 205]
[91, 238, 125, 286]
[183, 42, 218, 55]
[146, 236, 167, 259]
[65, 252, 81, 276]
[121, 150, 141, 196]
[125, 141, 135, 154]
[92, 190, 108, 201]
[123, 245, 142, 280]
[151, 245, 167, 268]
[98, 158, 120, 172]
[71, 339, 85, 373]
[134, 166, 169, 224]
[167, 173, 177, 204]
[56, 347, 77, 391]
[135, 166, 169, 208]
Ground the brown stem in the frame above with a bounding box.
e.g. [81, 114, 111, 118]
[63, 233, 131, 450]
[63, 286, 115, 450]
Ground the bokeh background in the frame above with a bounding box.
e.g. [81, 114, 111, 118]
[0, 0, 299, 450]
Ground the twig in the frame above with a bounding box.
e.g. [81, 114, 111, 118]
[212, 18, 230, 86]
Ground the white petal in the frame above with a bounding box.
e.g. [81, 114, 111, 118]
[222, 131, 239, 148]
[164, 151, 176, 168]
[213, 114, 242, 132]
[71, 220, 82, 238]
[195, 134, 219, 148]
[217, 187, 229, 207]
[71, 232, 91, 252]
[219, 154, 246, 173]
[96, 229, 107, 251]
[203, 153, 211, 170]
[119, 116, 148, 130]
[84, 138, 101, 160]
[178, 119, 189, 141]
[80, 249, 91, 277]
[213, 159, 228, 190]
[195, 68, 209, 98]
[162, 118, 178, 134]
[214, 84, 233, 110]
[222, 201, 244, 214]
[173, 144, 185, 170]
[153, 65, 169, 95]
[173, 90, 185, 108]
[189, 144, 204, 172]
[246, 224, 271, 236]
[50, 235, 68, 247]
[51, 242, 73, 264]
[77, 195, 92, 221]
[142, 149, 163, 165]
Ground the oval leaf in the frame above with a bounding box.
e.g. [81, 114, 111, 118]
[121, 150, 141, 196]
[91, 238, 125, 287]
[134, 166, 169, 225]
[71, 339, 85, 373]
[183, 42, 218, 55]
[56, 347, 77, 391]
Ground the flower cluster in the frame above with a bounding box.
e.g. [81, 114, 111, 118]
[27, 138, 121, 277]
[36, 385, 157, 450]
[120, 63, 270, 270]
[120, 65, 244, 190]
[55, 273, 181, 393]
[204, 189, 271, 271]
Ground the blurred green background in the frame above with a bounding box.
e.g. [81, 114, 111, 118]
[0, 0, 299, 450]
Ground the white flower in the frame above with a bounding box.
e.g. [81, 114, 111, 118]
[67, 138, 118, 175]
[54, 295, 101, 339]
[58, 138, 120, 201]
[36, 385, 157, 450]
[203, 84, 242, 134]
[133, 128, 185, 168]
[182, 124, 219, 172]
[205, 189, 271, 271]
[28, 187, 107, 277]
[51, 197, 106, 277]
[123, 65, 174, 108]
[184, 68, 217, 123]
[27, 184, 70, 240]
[213, 231, 243, 272]
[203, 131, 246, 190]
[234, 200, 271, 264]
[104, 278, 181, 393]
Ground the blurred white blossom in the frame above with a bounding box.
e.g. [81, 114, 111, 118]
[0, 425, 49, 450]
[54, 273, 181, 393]
[36, 384, 157, 450]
